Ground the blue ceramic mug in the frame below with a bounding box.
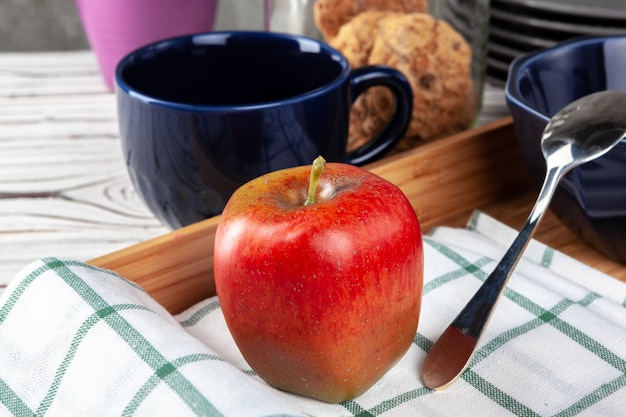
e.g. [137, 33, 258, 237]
[116, 31, 413, 229]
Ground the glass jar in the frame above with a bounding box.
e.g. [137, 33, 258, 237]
[261, 0, 491, 145]
[429, 0, 491, 121]
[266, 0, 322, 40]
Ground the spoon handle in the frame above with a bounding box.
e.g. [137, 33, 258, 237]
[421, 156, 570, 390]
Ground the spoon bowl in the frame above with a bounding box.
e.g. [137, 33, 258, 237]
[421, 90, 626, 390]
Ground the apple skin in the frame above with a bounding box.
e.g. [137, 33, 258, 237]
[213, 162, 423, 403]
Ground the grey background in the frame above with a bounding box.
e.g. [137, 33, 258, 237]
[0, 0, 265, 51]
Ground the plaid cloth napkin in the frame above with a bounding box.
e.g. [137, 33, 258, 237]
[1, 211, 625, 416]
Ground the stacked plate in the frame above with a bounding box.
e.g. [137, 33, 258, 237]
[488, 0, 626, 86]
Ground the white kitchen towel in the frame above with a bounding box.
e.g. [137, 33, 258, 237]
[0, 210, 624, 416]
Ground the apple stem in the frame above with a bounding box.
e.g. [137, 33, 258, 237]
[304, 156, 327, 206]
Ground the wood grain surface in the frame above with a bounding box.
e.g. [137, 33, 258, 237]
[0, 51, 169, 292]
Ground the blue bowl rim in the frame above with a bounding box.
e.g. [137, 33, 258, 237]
[505, 34, 626, 123]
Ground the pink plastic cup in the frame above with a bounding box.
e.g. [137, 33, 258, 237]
[76, 0, 218, 91]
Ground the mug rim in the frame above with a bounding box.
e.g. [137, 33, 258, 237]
[114, 30, 351, 112]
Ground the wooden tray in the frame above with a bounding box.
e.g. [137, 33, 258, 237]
[88, 117, 626, 314]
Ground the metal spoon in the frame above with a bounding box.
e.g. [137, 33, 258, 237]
[421, 90, 626, 390]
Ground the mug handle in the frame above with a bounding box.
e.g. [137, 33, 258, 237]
[345, 65, 413, 166]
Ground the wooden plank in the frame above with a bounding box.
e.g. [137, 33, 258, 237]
[0, 51, 169, 287]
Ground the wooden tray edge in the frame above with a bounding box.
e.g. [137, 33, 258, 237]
[89, 117, 530, 314]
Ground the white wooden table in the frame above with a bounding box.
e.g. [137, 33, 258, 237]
[0, 50, 510, 295]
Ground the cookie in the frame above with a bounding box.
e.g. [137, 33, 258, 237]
[345, 13, 476, 151]
[314, 0, 428, 41]
[328, 10, 389, 68]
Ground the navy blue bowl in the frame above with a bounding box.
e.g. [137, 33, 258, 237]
[506, 35, 626, 264]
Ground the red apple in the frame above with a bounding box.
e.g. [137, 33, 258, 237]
[213, 157, 423, 403]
